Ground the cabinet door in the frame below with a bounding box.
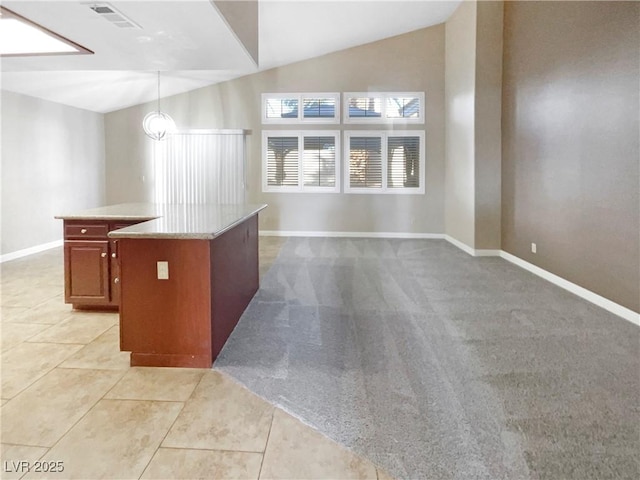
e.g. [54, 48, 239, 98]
[64, 241, 110, 304]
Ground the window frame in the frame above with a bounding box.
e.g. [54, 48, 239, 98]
[262, 93, 341, 124]
[343, 130, 425, 195]
[262, 130, 341, 193]
[343, 92, 425, 124]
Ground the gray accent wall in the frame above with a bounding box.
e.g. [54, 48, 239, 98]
[501, 1, 640, 312]
[1, 91, 106, 255]
[105, 26, 446, 235]
[473, 1, 503, 250]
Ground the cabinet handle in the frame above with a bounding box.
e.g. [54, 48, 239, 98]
[101, 252, 107, 258]
[114, 277, 120, 284]
[111, 253, 117, 258]
[80, 228, 87, 234]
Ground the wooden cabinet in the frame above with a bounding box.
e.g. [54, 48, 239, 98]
[65, 240, 110, 304]
[63, 220, 140, 309]
[118, 214, 260, 368]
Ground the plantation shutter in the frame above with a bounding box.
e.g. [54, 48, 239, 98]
[348, 96, 382, 118]
[302, 98, 336, 119]
[266, 136, 298, 186]
[303, 136, 336, 187]
[265, 98, 298, 119]
[388, 136, 420, 188]
[349, 136, 382, 188]
[386, 96, 421, 119]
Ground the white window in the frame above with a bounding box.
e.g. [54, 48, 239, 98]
[263, 131, 340, 192]
[262, 93, 340, 124]
[344, 131, 425, 194]
[264, 95, 298, 121]
[343, 92, 424, 124]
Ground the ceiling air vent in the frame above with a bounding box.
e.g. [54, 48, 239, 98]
[86, 3, 141, 29]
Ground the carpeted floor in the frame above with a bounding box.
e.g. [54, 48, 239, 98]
[215, 237, 639, 480]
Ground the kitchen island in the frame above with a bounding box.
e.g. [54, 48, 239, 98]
[56, 203, 267, 368]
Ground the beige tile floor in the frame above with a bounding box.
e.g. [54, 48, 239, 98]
[1, 238, 393, 480]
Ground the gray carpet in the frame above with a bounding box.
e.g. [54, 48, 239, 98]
[215, 237, 639, 480]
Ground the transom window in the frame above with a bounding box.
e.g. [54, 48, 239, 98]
[264, 97, 298, 120]
[344, 131, 425, 194]
[344, 92, 424, 124]
[262, 93, 340, 124]
[263, 131, 340, 192]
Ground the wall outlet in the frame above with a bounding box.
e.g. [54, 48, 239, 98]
[531, 243, 537, 254]
[157, 261, 169, 280]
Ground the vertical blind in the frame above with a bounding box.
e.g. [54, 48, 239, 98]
[153, 131, 246, 204]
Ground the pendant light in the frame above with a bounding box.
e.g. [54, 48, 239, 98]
[143, 71, 175, 141]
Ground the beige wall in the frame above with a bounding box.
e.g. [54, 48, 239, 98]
[1, 91, 106, 255]
[445, 0, 503, 250]
[502, 1, 640, 312]
[444, 0, 477, 247]
[105, 25, 446, 235]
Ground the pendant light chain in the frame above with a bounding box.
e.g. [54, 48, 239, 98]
[157, 71, 161, 113]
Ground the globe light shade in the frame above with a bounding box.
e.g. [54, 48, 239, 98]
[143, 111, 176, 141]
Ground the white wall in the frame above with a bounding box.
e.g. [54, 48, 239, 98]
[1, 91, 106, 255]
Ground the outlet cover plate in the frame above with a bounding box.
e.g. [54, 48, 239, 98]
[157, 261, 169, 280]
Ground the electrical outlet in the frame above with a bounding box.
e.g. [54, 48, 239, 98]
[157, 261, 169, 280]
[531, 243, 537, 254]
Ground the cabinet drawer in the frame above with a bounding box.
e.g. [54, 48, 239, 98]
[65, 223, 109, 240]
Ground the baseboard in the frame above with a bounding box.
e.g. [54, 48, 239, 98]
[0, 239, 63, 264]
[8, 235, 633, 325]
[444, 235, 475, 255]
[444, 235, 501, 257]
[260, 230, 445, 239]
[500, 250, 639, 326]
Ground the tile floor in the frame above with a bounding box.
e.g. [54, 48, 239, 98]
[0, 238, 392, 479]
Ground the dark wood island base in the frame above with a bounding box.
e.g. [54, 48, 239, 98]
[119, 215, 259, 368]
[57, 203, 267, 369]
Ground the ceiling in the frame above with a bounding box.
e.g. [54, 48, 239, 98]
[1, 0, 461, 113]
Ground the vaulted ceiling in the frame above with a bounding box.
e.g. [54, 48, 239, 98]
[1, 0, 461, 113]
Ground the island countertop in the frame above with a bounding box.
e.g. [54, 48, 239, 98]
[56, 203, 267, 240]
